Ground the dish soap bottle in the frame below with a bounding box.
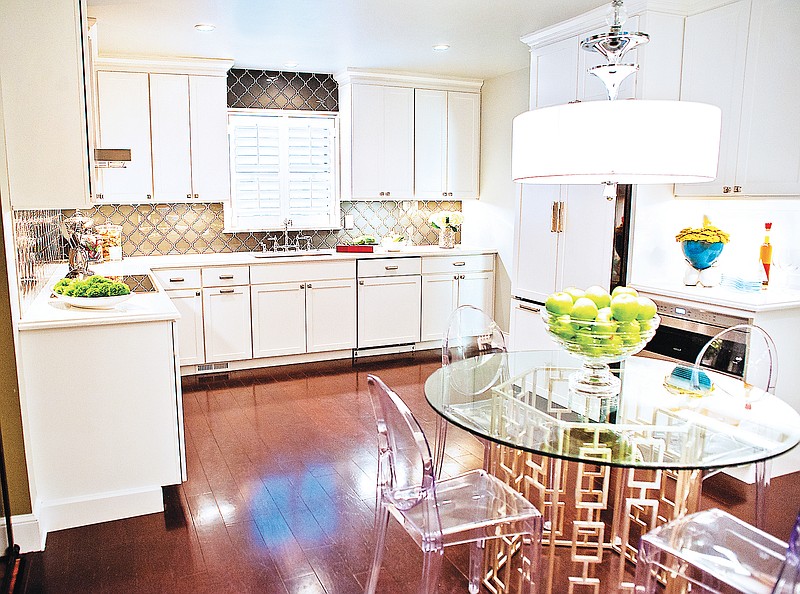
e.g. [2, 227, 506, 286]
[760, 222, 773, 288]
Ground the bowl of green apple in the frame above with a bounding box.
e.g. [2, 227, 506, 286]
[541, 285, 660, 398]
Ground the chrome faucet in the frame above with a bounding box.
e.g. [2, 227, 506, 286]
[282, 219, 293, 250]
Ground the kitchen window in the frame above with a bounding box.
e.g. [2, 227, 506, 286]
[225, 110, 340, 231]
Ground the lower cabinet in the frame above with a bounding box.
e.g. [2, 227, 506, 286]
[509, 299, 552, 351]
[168, 288, 205, 366]
[358, 276, 422, 347]
[421, 255, 495, 342]
[202, 285, 252, 363]
[251, 278, 356, 358]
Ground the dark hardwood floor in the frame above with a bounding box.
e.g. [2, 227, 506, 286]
[23, 351, 800, 593]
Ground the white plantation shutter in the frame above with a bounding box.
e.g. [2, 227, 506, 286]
[228, 111, 339, 230]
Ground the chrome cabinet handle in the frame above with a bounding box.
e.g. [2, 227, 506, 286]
[519, 304, 540, 313]
[385, 265, 399, 270]
[169, 277, 185, 283]
[557, 201, 565, 233]
[219, 274, 234, 280]
[453, 262, 465, 267]
[551, 202, 559, 232]
[219, 288, 235, 294]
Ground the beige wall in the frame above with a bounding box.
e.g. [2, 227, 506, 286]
[462, 66, 529, 331]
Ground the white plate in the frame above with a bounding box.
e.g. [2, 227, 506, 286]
[53, 293, 132, 309]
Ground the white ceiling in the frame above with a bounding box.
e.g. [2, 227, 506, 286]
[87, 0, 609, 80]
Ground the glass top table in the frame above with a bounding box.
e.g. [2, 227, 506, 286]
[424, 350, 800, 471]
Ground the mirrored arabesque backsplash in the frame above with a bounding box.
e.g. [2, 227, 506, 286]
[12, 200, 462, 312]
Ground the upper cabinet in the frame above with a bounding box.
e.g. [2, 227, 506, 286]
[0, 0, 93, 209]
[94, 57, 233, 204]
[336, 69, 483, 201]
[414, 90, 481, 199]
[676, 0, 800, 198]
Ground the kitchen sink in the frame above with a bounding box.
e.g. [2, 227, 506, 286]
[252, 249, 334, 258]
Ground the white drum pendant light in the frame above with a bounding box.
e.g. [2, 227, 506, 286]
[512, 0, 722, 199]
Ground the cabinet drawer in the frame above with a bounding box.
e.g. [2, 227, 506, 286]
[201, 266, 250, 287]
[152, 267, 201, 290]
[250, 260, 355, 285]
[422, 254, 494, 275]
[357, 257, 421, 278]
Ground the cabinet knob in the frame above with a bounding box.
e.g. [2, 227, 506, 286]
[448, 192, 453, 197]
[385, 191, 390, 197]
[146, 194, 152, 200]
[454, 275, 459, 280]
[195, 291, 200, 296]
[96, 193, 104, 200]
[359, 280, 365, 285]
[194, 193, 199, 199]
[186, 194, 192, 199]
[379, 191, 385, 196]
[460, 275, 465, 280]
[734, 186, 742, 193]
[442, 192, 447, 197]
[300, 284, 305, 289]
[307, 283, 312, 288]
[723, 186, 732, 193]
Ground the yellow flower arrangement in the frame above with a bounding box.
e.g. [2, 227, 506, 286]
[675, 216, 730, 244]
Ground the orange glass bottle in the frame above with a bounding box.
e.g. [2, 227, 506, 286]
[760, 222, 773, 288]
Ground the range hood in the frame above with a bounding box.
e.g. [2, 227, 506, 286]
[94, 148, 131, 168]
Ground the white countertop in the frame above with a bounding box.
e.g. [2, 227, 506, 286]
[19, 245, 496, 331]
[633, 281, 800, 313]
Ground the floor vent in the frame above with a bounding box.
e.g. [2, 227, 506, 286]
[196, 362, 229, 372]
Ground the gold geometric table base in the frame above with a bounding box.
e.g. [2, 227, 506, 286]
[483, 444, 703, 593]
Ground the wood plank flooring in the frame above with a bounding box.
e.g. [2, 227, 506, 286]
[24, 351, 800, 593]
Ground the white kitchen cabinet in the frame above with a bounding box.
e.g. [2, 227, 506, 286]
[509, 299, 553, 352]
[420, 255, 495, 342]
[414, 90, 481, 199]
[512, 184, 615, 303]
[203, 284, 252, 363]
[94, 58, 233, 203]
[676, 0, 800, 198]
[345, 84, 414, 200]
[95, 71, 154, 202]
[251, 282, 307, 358]
[251, 261, 356, 358]
[18, 319, 184, 531]
[0, 0, 93, 209]
[529, 36, 580, 108]
[168, 289, 205, 366]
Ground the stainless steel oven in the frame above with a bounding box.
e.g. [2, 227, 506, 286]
[642, 296, 752, 378]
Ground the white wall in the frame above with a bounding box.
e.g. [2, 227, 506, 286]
[630, 185, 800, 289]
[462, 67, 529, 331]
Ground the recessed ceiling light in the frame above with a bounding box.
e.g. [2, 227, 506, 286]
[194, 23, 216, 32]
[432, 44, 450, 51]
[283, 62, 299, 69]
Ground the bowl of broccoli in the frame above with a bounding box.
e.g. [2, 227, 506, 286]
[52, 275, 132, 309]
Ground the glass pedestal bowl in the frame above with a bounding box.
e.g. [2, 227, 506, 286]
[541, 309, 661, 401]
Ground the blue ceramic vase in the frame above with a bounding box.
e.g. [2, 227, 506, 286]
[682, 240, 724, 270]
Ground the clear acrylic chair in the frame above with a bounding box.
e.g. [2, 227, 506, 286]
[435, 305, 507, 478]
[691, 323, 778, 529]
[635, 508, 800, 593]
[366, 374, 542, 594]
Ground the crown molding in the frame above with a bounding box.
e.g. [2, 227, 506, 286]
[94, 55, 234, 76]
[334, 68, 483, 92]
[521, 0, 690, 49]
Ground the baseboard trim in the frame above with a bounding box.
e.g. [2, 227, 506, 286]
[0, 513, 44, 553]
[36, 486, 164, 540]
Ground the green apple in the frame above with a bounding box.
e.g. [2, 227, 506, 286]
[563, 286, 586, 302]
[610, 294, 639, 322]
[611, 286, 639, 298]
[594, 307, 618, 335]
[545, 292, 574, 315]
[636, 296, 658, 321]
[570, 297, 599, 321]
[584, 285, 611, 309]
[600, 334, 624, 356]
[551, 315, 576, 339]
[617, 319, 641, 345]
